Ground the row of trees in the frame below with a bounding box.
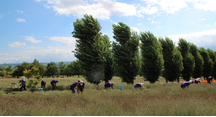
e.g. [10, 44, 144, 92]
[8, 59, 82, 78]
[72, 14, 216, 84]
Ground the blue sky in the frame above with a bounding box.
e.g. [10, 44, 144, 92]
[0, 0, 216, 64]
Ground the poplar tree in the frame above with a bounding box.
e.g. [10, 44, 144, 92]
[112, 22, 140, 84]
[159, 37, 183, 82]
[189, 43, 204, 78]
[178, 39, 195, 81]
[207, 48, 216, 78]
[72, 14, 113, 84]
[140, 31, 164, 83]
[199, 47, 213, 79]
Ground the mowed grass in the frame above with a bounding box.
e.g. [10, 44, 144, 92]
[0, 76, 216, 116]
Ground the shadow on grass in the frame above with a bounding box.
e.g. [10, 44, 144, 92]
[42, 85, 71, 91]
[2, 85, 71, 94]
[4, 88, 20, 94]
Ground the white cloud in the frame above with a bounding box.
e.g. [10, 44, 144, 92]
[16, 10, 23, 13]
[17, 18, 26, 22]
[167, 29, 216, 48]
[23, 36, 42, 44]
[0, 13, 4, 18]
[40, 0, 137, 20]
[8, 42, 26, 48]
[131, 27, 140, 32]
[0, 46, 76, 64]
[193, 0, 216, 11]
[140, 0, 216, 15]
[214, 22, 216, 26]
[138, 5, 159, 15]
[200, 18, 206, 21]
[49, 37, 77, 46]
[137, 23, 143, 25]
[44, 4, 51, 9]
[140, 0, 188, 14]
[109, 20, 117, 25]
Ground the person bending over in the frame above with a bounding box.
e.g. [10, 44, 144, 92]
[133, 83, 144, 90]
[104, 82, 115, 90]
[50, 80, 59, 91]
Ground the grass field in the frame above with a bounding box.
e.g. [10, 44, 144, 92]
[0, 76, 216, 116]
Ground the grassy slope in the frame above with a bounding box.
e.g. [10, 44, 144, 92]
[0, 76, 216, 116]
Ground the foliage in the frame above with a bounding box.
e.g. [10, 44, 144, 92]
[45, 62, 59, 78]
[189, 43, 204, 78]
[140, 31, 164, 83]
[72, 14, 112, 84]
[59, 61, 67, 75]
[199, 47, 213, 79]
[12, 62, 31, 77]
[178, 39, 195, 81]
[207, 48, 216, 78]
[112, 22, 140, 84]
[159, 37, 183, 82]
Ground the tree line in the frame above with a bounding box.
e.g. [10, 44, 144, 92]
[72, 14, 216, 84]
[1, 14, 216, 86]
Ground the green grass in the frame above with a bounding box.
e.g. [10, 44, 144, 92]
[0, 76, 216, 116]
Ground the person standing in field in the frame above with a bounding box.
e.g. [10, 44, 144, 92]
[180, 81, 191, 89]
[77, 79, 85, 94]
[20, 76, 26, 91]
[133, 83, 144, 90]
[104, 82, 115, 91]
[41, 80, 46, 89]
[70, 80, 80, 93]
[50, 80, 59, 91]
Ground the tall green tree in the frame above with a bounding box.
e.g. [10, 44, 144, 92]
[199, 47, 213, 79]
[112, 22, 140, 84]
[207, 48, 216, 78]
[101, 35, 114, 82]
[45, 62, 59, 78]
[159, 37, 183, 82]
[213, 51, 216, 78]
[189, 43, 204, 78]
[178, 39, 195, 81]
[72, 14, 111, 84]
[140, 31, 164, 83]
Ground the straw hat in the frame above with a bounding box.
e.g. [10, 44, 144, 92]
[78, 79, 83, 82]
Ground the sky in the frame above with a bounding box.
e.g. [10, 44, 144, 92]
[0, 0, 216, 64]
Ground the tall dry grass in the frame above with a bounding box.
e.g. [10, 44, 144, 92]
[0, 76, 216, 116]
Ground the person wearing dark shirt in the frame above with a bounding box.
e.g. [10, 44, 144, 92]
[70, 80, 80, 93]
[20, 76, 26, 91]
[133, 83, 144, 90]
[104, 82, 114, 90]
[41, 80, 46, 89]
[77, 79, 85, 94]
[207, 77, 213, 84]
[50, 80, 59, 91]
[181, 82, 191, 89]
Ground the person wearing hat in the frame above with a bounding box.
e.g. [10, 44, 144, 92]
[50, 80, 59, 91]
[195, 78, 201, 84]
[181, 81, 191, 89]
[77, 79, 85, 94]
[133, 83, 144, 90]
[70, 80, 80, 93]
[41, 80, 46, 89]
[104, 82, 114, 90]
[20, 76, 26, 91]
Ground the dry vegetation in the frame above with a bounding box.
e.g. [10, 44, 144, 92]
[0, 76, 216, 116]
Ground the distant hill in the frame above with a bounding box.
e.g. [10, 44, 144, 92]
[0, 61, 73, 68]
